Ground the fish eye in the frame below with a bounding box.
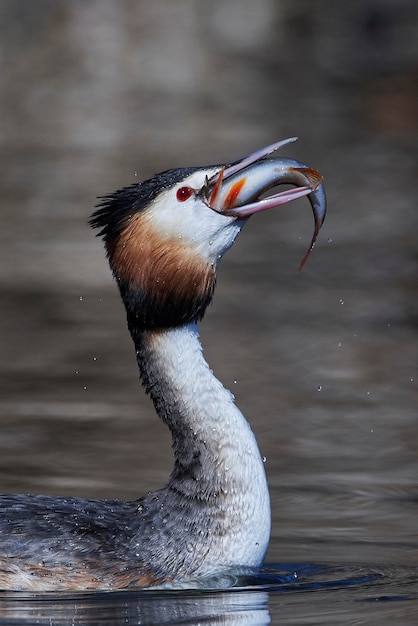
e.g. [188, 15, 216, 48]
[176, 186, 194, 202]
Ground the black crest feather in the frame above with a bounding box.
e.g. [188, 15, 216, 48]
[90, 167, 200, 247]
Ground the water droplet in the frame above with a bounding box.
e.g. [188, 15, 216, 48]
[337, 342, 342, 348]
[186, 543, 193, 553]
[327, 238, 333, 244]
[262, 456, 267, 463]
[317, 385, 322, 392]
[208, 239, 213, 245]
[339, 299, 344, 305]
[92, 356, 97, 361]
[79, 296, 83, 302]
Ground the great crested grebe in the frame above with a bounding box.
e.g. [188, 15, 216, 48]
[0, 138, 326, 591]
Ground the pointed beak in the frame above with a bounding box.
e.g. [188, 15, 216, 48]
[203, 138, 327, 270]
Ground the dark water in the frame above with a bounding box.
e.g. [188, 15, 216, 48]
[1, 1, 417, 623]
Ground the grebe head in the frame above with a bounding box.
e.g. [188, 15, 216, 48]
[90, 138, 326, 330]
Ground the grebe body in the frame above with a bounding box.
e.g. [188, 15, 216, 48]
[0, 139, 326, 590]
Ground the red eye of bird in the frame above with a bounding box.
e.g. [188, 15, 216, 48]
[176, 186, 193, 202]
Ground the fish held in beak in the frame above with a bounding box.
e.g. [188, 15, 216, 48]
[204, 138, 327, 270]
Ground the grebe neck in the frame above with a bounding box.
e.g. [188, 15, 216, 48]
[131, 322, 271, 573]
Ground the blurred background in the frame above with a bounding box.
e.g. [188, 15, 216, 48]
[0, 0, 417, 567]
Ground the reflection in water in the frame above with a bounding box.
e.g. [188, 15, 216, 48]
[0, 563, 418, 625]
[0, 589, 271, 626]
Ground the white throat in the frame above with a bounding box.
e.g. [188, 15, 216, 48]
[136, 323, 271, 572]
